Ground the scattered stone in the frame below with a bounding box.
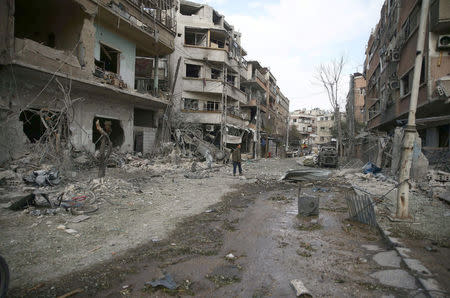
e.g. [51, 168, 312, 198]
[57, 225, 66, 230]
[290, 279, 312, 297]
[370, 269, 417, 289]
[373, 251, 401, 268]
[225, 253, 237, 260]
[70, 215, 90, 223]
[424, 246, 437, 252]
[65, 229, 78, 235]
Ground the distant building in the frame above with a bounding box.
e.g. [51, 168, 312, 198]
[289, 109, 345, 146]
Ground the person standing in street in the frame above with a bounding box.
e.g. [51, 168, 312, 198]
[231, 144, 243, 176]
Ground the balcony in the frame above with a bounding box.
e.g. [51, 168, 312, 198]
[182, 78, 247, 103]
[183, 43, 247, 78]
[96, 0, 176, 55]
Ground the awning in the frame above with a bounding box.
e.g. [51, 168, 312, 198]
[223, 134, 242, 144]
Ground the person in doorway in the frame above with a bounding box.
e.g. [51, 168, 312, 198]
[232, 144, 242, 176]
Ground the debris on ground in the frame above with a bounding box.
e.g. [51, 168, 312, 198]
[362, 162, 381, 174]
[145, 273, 178, 290]
[281, 169, 331, 181]
[290, 279, 312, 297]
[23, 170, 61, 187]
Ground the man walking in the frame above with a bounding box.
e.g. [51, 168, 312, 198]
[231, 144, 242, 176]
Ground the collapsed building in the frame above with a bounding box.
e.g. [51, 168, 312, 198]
[363, 0, 450, 165]
[169, 0, 290, 158]
[0, 0, 177, 163]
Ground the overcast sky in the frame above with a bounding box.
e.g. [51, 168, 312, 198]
[197, 0, 385, 111]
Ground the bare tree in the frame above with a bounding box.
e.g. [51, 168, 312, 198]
[315, 56, 345, 156]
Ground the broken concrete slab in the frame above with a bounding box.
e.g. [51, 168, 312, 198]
[370, 269, 417, 289]
[418, 278, 441, 296]
[290, 279, 312, 297]
[373, 250, 401, 268]
[403, 258, 432, 276]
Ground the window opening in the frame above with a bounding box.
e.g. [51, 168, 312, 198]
[99, 43, 120, 73]
[183, 98, 199, 110]
[92, 117, 124, 149]
[206, 101, 219, 111]
[186, 64, 201, 78]
[211, 68, 221, 79]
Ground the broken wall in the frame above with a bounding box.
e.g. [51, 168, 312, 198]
[94, 24, 136, 88]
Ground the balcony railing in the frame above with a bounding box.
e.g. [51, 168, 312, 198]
[111, 0, 177, 34]
[256, 70, 267, 85]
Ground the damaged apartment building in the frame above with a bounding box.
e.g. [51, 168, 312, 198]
[169, 0, 290, 158]
[364, 0, 450, 164]
[0, 0, 176, 163]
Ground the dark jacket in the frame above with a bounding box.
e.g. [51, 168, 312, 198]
[231, 148, 241, 162]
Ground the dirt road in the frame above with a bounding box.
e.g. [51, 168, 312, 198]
[5, 158, 448, 297]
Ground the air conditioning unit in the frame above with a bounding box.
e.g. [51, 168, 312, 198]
[391, 50, 400, 62]
[205, 124, 215, 132]
[389, 80, 400, 90]
[437, 35, 450, 50]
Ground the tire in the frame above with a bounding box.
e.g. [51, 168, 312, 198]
[0, 255, 9, 298]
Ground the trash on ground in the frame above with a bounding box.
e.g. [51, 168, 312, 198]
[23, 170, 61, 187]
[145, 273, 178, 290]
[362, 162, 381, 174]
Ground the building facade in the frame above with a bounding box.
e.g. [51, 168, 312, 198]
[169, 0, 250, 151]
[364, 0, 450, 151]
[169, 0, 290, 158]
[0, 0, 176, 162]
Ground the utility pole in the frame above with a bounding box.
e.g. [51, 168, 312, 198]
[396, 0, 429, 218]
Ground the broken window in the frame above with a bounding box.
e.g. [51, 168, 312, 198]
[205, 101, 219, 111]
[183, 98, 199, 111]
[211, 68, 221, 80]
[186, 64, 201, 78]
[400, 71, 411, 96]
[14, 0, 84, 51]
[92, 117, 124, 149]
[226, 74, 235, 85]
[98, 43, 120, 73]
[19, 110, 47, 142]
[210, 30, 226, 49]
[185, 29, 207, 46]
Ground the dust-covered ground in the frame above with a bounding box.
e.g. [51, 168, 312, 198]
[0, 157, 295, 294]
[2, 157, 448, 297]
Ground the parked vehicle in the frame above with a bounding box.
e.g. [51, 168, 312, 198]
[318, 146, 338, 167]
[0, 255, 9, 298]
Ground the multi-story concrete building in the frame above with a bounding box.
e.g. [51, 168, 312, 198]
[289, 109, 316, 145]
[0, 0, 176, 162]
[169, 0, 250, 151]
[169, 1, 290, 158]
[346, 73, 367, 125]
[289, 108, 345, 146]
[364, 0, 450, 152]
